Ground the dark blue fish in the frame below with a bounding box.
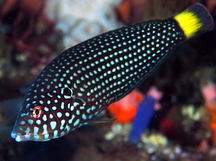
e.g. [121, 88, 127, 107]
[11, 3, 213, 142]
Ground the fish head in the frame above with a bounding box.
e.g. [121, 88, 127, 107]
[11, 86, 86, 142]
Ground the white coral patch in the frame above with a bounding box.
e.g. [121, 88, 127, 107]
[44, 0, 122, 48]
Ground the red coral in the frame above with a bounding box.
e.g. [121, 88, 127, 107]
[107, 90, 144, 124]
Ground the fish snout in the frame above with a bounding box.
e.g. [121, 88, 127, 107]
[11, 126, 30, 142]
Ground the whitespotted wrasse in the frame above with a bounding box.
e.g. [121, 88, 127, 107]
[11, 3, 214, 142]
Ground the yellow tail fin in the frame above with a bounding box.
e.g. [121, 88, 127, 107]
[174, 3, 213, 38]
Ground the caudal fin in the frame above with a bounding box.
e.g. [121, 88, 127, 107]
[173, 3, 214, 38]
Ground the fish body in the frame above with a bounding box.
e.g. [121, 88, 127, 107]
[11, 3, 213, 142]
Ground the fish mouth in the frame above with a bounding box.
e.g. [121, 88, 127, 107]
[11, 132, 32, 142]
[11, 131, 52, 142]
[11, 127, 52, 142]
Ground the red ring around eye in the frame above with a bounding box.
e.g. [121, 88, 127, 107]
[32, 106, 43, 118]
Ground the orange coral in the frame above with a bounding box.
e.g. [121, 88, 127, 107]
[201, 83, 216, 143]
[205, 102, 216, 143]
[107, 90, 144, 124]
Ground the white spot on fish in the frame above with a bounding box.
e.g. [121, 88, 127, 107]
[36, 120, 41, 125]
[57, 112, 62, 118]
[74, 119, 80, 126]
[68, 115, 75, 124]
[43, 124, 48, 134]
[65, 112, 70, 117]
[60, 119, 66, 130]
[49, 113, 54, 119]
[50, 121, 57, 130]
[61, 102, 65, 109]
[34, 127, 39, 135]
[44, 133, 49, 140]
[27, 119, 33, 125]
[53, 130, 58, 138]
[44, 107, 49, 111]
[52, 106, 57, 110]
[43, 115, 47, 121]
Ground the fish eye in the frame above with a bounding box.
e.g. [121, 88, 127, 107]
[32, 106, 43, 118]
